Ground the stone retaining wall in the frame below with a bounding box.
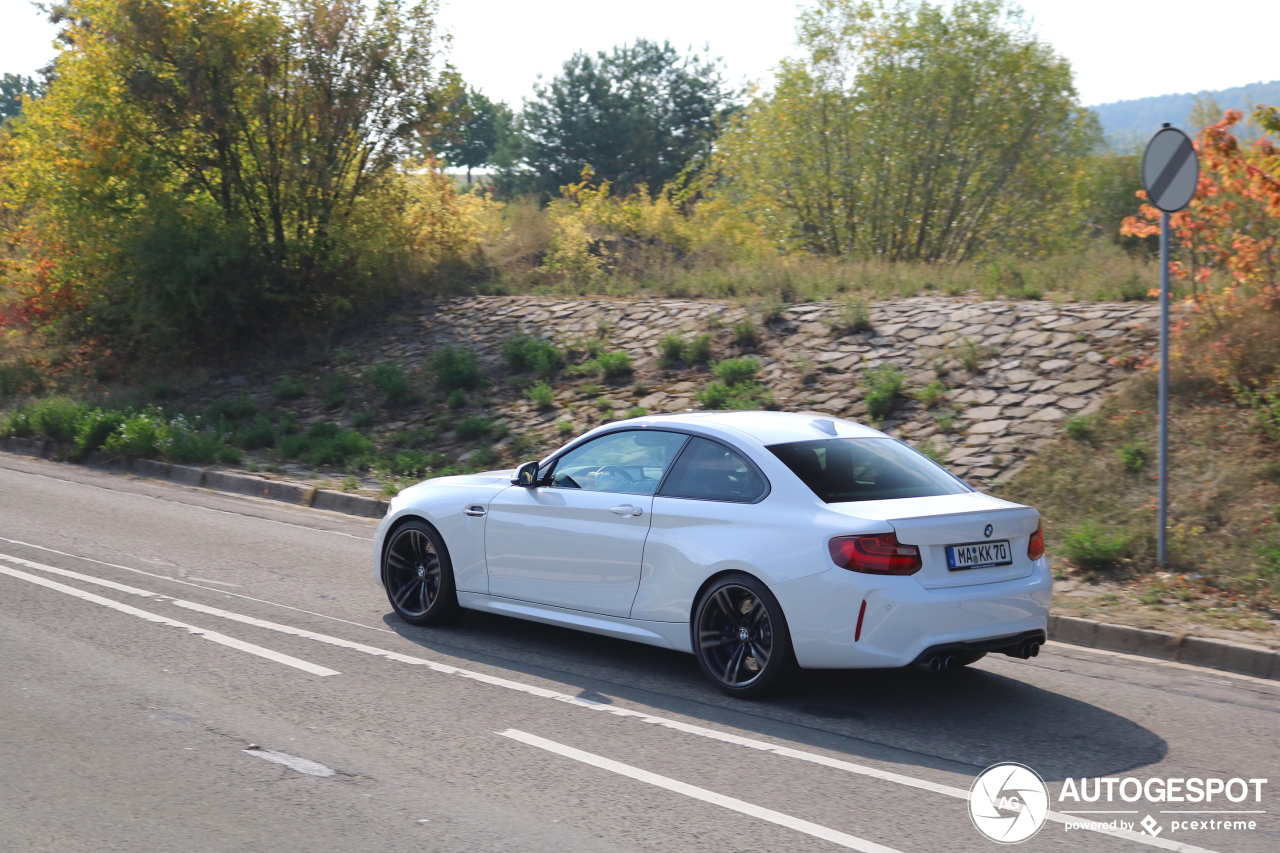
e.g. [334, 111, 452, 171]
[378, 295, 1160, 482]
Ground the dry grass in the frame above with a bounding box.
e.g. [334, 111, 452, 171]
[995, 369, 1280, 620]
[473, 199, 1169, 304]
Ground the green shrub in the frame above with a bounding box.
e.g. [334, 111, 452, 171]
[383, 449, 433, 477]
[351, 408, 376, 429]
[697, 380, 772, 410]
[103, 412, 166, 457]
[502, 335, 561, 377]
[366, 363, 418, 407]
[162, 418, 226, 465]
[713, 357, 760, 385]
[1117, 441, 1148, 472]
[273, 377, 307, 401]
[276, 422, 374, 467]
[8, 397, 88, 441]
[864, 364, 905, 421]
[455, 415, 492, 441]
[627, 407, 648, 419]
[827, 296, 872, 334]
[686, 333, 713, 364]
[915, 378, 948, 409]
[556, 420, 574, 435]
[205, 395, 258, 422]
[1064, 414, 1094, 442]
[433, 347, 481, 391]
[527, 381, 556, 410]
[447, 389, 468, 409]
[658, 333, 686, 367]
[954, 338, 991, 373]
[1060, 520, 1130, 569]
[1233, 382, 1280, 442]
[73, 409, 127, 458]
[597, 351, 633, 380]
[732, 319, 760, 348]
[234, 416, 278, 450]
[932, 408, 957, 432]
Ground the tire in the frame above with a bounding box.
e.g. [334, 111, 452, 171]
[693, 573, 796, 698]
[382, 519, 462, 626]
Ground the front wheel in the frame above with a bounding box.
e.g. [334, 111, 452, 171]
[382, 520, 461, 626]
[693, 574, 796, 698]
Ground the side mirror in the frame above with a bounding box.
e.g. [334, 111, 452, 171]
[512, 460, 540, 487]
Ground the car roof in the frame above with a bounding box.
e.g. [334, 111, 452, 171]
[631, 410, 886, 446]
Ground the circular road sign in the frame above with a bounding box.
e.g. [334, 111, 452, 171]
[1142, 126, 1199, 213]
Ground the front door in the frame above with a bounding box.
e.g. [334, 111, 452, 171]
[484, 430, 688, 617]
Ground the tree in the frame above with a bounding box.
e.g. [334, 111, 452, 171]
[0, 0, 461, 353]
[518, 39, 731, 197]
[713, 0, 1098, 261]
[434, 87, 514, 185]
[0, 74, 43, 126]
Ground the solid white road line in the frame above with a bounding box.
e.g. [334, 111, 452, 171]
[498, 729, 905, 853]
[0, 564, 339, 677]
[0, 552, 157, 597]
[0, 538, 394, 634]
[0, 554, 1223, 853]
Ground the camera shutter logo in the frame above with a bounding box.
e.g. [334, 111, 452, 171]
[969, 763, 1049, 844]
[983, 523, 994, 538]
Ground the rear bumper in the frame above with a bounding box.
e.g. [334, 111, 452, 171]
[773, 557, 1052, 669]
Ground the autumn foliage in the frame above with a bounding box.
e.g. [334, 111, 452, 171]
[1121, 108, 1280, 391]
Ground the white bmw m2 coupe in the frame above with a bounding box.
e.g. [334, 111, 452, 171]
[373, 411, 1050, 697]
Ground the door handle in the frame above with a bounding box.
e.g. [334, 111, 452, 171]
[464, 505, 486, 517]
[609, 505, 643, 517]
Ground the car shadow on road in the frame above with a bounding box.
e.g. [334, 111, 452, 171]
[383, 608, 1167, 784]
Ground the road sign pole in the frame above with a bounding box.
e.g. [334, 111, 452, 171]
[1143, 123, 1196, 570]
[1158, 211, 1170, 568]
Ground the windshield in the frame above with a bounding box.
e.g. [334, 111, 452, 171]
[768, 438, 969, 503]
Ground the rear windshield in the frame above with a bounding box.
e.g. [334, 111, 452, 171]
[768, 438, 969, 503]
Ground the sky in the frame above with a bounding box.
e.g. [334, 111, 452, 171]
[2, 0, 1276, 108]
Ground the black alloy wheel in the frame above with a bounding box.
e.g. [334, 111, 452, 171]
[693, 574, 795, 698]
[383, 520, 461, 626]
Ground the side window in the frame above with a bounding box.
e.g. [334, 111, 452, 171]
[658, 437, 768, 503]
[547, 430, 688, 495]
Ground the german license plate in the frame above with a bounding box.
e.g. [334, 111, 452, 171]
[946, 540, 1012, 570]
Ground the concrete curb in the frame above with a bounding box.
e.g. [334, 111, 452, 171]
[3, 436, 1276, 681]
[1, 435, 389, 519]
[1048, 615, 1279, 680]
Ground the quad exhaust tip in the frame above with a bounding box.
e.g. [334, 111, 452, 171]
[1012, 640, 1041, 660]
[926, 654, 961, 673]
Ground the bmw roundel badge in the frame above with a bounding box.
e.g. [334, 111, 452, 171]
[983, 523, 994, 538]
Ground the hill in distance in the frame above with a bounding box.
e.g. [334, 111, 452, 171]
[1090, 79, 1280, 147]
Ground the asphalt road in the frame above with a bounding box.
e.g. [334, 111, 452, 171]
[1, 451, 1276, 853]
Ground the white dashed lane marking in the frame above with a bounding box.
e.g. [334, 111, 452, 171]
[0, 560, 339, 677]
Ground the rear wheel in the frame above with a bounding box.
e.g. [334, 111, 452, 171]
[382, 520, 461, 626]
[693, 574, 795, 698]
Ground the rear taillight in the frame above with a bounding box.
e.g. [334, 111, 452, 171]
[829, 533, 921, 575]
[1027, 521, 1045, 561]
